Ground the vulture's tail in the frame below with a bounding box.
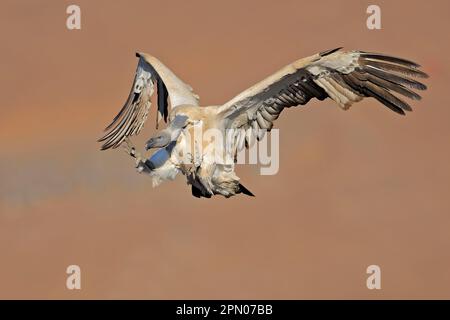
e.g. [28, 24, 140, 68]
[238, 183, 255, 197]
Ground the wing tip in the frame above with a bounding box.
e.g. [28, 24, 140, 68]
[98, 140, 113, 151]
[98, 141, 109, 151]
[320, 47, 344, 57]
[359, 51, 421, 68]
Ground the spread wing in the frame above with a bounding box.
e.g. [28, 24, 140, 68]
[218, 48, 428, 150]
[98, 52, 199, 150]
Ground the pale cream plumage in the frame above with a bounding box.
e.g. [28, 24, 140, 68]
[99, 48, 428, 198]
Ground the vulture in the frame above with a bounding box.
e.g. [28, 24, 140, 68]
[98, 48, 428, 198]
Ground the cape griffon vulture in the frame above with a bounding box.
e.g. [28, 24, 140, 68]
[98, 48, 428, 198]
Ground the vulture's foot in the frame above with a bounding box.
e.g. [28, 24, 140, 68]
[122, 138, 150, 173]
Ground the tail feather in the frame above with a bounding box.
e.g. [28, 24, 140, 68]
[238, 183, 255, 197]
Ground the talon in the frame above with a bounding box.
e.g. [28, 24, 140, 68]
[121, 138, 141, 159]
[135, 158, 143, 168]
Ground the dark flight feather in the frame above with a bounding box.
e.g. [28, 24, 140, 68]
[359, 52, 421, 68]
[360, 59, 428, 79]
[362, 65, 427, 91]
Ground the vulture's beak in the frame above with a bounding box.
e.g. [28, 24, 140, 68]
[145, 138, 156, 150]
[145, 133, 171, 150]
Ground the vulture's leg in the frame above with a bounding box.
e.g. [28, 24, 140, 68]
[122, 138, 153, 174]
[186, 171, 210, 198]
[122, 137, 143, 162]
[191, 184, 211, 198]
[196, 163, 216, 196]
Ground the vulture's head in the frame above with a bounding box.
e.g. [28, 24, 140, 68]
[145, 131, 172, 150]
[145, 114, 189, 150]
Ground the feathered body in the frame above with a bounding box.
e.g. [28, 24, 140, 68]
[99, 48, 428, 198]
[145, 104, 244, 198]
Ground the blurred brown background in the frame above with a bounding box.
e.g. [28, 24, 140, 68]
[0, 0, 449, 299]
